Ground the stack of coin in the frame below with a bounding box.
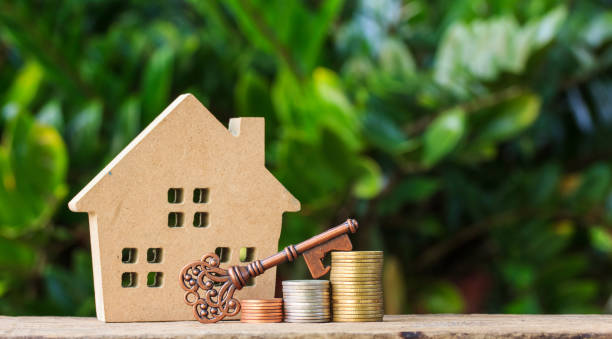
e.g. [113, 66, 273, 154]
[331, 251, 384, 322]
[282, 280, 330, 322]
[240, 298, 283, 323]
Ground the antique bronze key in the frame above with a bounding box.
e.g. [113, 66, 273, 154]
[179, 218, 358, 323]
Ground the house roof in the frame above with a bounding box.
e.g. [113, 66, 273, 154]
[68, 93, 300, 213]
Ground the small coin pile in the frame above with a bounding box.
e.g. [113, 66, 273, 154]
[331, 251, 384, 322]
[240, 298, 283, 323]
[282, 280, 331, 322]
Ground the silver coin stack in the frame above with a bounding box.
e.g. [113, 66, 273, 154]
[282, 280, 330, 323]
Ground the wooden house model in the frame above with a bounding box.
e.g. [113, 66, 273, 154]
[68, 94, 300, 322]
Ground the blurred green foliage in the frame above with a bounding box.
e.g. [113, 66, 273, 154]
[2, 0, 612, 316]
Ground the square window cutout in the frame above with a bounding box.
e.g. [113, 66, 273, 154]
[147, 248, 162, 263]
[121, 248, 137, 263]
[168, 188, 183, 203]
[193, 188, 209, 203]
[215, 247, 230, 263]
[239, 247, 255, 262]
[168, 212, 184, 227]
[193, 212, 209, 228]
[147, 272, 163, 287]
[121, 272, 137, 288]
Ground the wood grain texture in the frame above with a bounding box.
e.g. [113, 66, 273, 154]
[2, 315, 612, 338]
[67, 94, 300, 322]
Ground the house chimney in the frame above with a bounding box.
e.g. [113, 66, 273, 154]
[228, 117, 264, 164]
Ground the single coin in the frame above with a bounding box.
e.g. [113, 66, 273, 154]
[283, 296, 330, 300]
[331, 268, 383, 274]
[331, 285, 382, 290]
[331, 281, 383, 286]
[332, 302, 383, 306]
[284, 303, 330, 307]
[284, 319, 330, 323]
[330, 271, 383, 276]
[332, 262, 383, 266]
[332, 251, 383, 255]
[241, 316, 284, 320]
[332, 290, 383, 294]
[330, 277, 382, 281]
[283, 297, 330, 301]
[332, 291, 383, 295]
[331, 308, 383, 313]
[331, 271, 383, 275]
[330, 278, 381, 282]
[284, 307, 330, 312]
[332, 305, 383, 311]
[332, 318, 382, 322]
[241, 305, 283, 309]
[332, 314, 383, 318]
[283, 299, 329, 303]
[332, 301, 383, 306]
[240, 298, 283, 305]
[284, 314, 331, 319]
[331, 262, 383, 266]
[332, 302, 383, 307]
[284, 310, 331, 315]
[331, 290, 382, 294]
[283, 299, 329, 304]
[241, 314, 284, 317]
[332, 255, 383, 258]
[241, 319, 283, 323]
[283, 280, 329, 285]
[283, 288, 330, 292]
[285, 309, 331, 316]
[283, 289, 330, 293]
[330, 268, 383, 273]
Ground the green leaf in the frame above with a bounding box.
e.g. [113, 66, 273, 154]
[141, 48, 174, 124]
[589, 227, 612, 253]
[4, 61, 44, 108]
[0, 237, 36, 270]
[422, 282, 465, 313]
[352, 157, 383, 199]
[570, 164, 612, 209]
[501, 262, 535, 290]
[67, 102, 102, 162]
[434, 7, 566, 97]
[226, 0, 344, 74]
[363, 111, 419, 155]
[477, 94, 541, 143]
[504, 294, 541, 314]
[313, 68, 362, 151]
[422, 108, 466, 166]
[379, 38, 416, 78]
[109, 97, 141, 157]
[36, 100, 64, 134]
[378, 176, 440, 215]
[583, 12, 612, 47]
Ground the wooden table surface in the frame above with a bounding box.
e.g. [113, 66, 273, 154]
[2, 314, 612, 338]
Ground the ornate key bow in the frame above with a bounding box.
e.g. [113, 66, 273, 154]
[179, 218, 358, 323]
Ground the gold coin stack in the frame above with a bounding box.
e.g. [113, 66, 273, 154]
[240, 298, 283, 323]
[330, 251, 384, 322]
[282, 280, 331, 323]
